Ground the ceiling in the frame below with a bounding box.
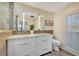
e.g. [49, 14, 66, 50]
[22, 2, 72, 13]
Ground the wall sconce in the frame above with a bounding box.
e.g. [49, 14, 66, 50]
[38, 14, 41, 30]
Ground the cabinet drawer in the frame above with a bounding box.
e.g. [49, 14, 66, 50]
[37, 38, 52, 48]
[24, 49, 36, 56]
[11, 37, 34, 44]
[37, 47, 52, 55]
[8, 42, 36, 56]
[8, 48, 36, 56]
[9, 37, 36, 47]
[7, 37, 36, 56]
[38, 36, 52, 42]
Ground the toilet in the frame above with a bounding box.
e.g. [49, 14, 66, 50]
[52, 39, 60, 51]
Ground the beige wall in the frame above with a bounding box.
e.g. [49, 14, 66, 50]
[54, 2, 79, 45]
[14, 3, 54, 31]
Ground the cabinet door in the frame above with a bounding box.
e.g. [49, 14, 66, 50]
[7, 37, 36, 56]
[37, 35, 52, 55]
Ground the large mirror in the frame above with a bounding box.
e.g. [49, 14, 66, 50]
[0, 2, 9, 30]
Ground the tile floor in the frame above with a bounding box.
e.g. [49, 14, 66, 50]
[0, 48, 75, 56]
[44, 49, 75, 56]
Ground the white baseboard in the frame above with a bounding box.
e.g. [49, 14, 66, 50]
[61, 46, 79, 56]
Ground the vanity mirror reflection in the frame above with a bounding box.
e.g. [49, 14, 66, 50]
[14, 11, 53, 34]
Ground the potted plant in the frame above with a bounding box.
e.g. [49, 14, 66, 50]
[29, 24, 35, 34]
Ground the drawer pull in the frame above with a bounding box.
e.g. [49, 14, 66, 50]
[20, 43, 30, 45]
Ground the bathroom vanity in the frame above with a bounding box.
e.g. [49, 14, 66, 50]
[6, 33, 52, 56]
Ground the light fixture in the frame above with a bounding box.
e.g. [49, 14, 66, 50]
[38, 14, 41, 30]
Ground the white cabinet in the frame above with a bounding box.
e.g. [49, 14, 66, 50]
[7, 34, 52, 56]
[7, 37, 36, 56]
[37, 35, 52, 55]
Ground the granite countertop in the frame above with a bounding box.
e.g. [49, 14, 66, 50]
[7, 33, 53, 40]
[0, 30, 12, 33]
